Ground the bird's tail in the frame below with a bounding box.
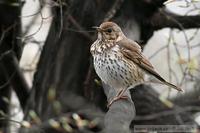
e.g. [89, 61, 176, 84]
[163, 81, 183, 92]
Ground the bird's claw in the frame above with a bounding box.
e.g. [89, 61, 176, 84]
[107, 95, 129, 108]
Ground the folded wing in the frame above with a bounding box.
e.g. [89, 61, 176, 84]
[117, 38, 182, 91]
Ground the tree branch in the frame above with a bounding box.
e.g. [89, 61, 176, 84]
[102, 83, 135, 133]
[103, 0, 124, 21]
[0, 51, 29, 110]
[131, 85, 197, 126]
[151, 8, 200, 30]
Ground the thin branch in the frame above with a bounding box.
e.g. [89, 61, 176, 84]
[67, 14, 93, 41]
[58, 0, 63, 38]
[159, 9, 191, 62]
[171, 31, 184, 74]
[104, 0, 124, 21]
[0, 23, 17, 47]
[0, 117, 22, 125]
[166, 30, 173, 96]
[0, 71, 16, 89]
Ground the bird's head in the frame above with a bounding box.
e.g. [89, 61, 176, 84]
[93, 22, 124, 42]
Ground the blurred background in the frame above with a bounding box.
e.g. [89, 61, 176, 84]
[0, 0, 200, 132]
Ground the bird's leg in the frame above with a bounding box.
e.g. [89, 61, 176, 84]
[107, 83, 143, 107]
[107, 88, 128, 107]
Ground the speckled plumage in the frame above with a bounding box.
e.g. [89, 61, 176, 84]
[91, 39, 144, 91]
[90, 22, 182, 105]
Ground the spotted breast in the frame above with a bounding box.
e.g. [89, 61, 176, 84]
[91, 40, 144, 90]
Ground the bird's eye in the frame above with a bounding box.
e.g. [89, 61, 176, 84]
[106, 28, 112, 33]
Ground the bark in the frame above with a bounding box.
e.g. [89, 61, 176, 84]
[151, 9, 200, 30]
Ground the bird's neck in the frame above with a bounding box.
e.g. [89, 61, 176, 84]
[90, 39, 116, 55]
[90, 34, 125, 55]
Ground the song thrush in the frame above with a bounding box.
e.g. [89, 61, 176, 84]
[90, 22, 182, 107]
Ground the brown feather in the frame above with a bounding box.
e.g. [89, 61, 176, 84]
[118, 38, 183, 92]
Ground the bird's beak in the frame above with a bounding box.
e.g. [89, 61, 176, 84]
[92, 26, 102, 32]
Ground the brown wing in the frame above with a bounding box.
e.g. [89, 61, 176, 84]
[117, 38, 182, 91]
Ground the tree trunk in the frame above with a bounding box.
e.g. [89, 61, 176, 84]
[0, 1, 24, 132]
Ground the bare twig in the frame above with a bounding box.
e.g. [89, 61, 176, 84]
[159, 9, 191, 62]
[166, 30, 174, 96]
[0, 23, 17, 47]
[57, 0, 63, 38]
[171, 31, 184, 74]
[104, 0, 124, 21]
[67, 14, 93, 41]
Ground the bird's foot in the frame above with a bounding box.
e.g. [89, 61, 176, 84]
[107, 95, 129, 108]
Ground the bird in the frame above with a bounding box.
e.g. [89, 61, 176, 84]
[90, 21, 183, 107]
